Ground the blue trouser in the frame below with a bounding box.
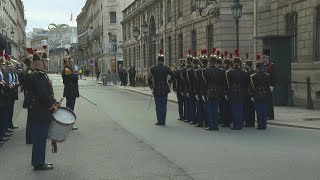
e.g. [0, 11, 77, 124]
[0, 107, 9, 136]
[154, 95, 168, 124]
[230, 102, 244, 129]
[207, 99, 220, 129]
[66, 97, 76, 111]
[26, 109, 32, 144]
[196, 97, 205, 126]
[255, 100, 267, 129]
[189, 95, 197, 123]
[244, 98, 256, 126]
[8, 103, 14, 128]
[185, 96, 190, 122]
[31, 120, 50, 166]
[176, 91, 185, 120]
[219, 98, 231, 126]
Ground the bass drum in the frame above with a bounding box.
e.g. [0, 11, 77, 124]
[48, 107, 76, 142]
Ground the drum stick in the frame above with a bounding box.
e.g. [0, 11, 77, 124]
[59, 97, 65, 103]
[80, 94, 97, 106]
[147, 95, 153, 110]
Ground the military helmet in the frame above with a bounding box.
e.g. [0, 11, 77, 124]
[63, 48, 73, 63]
[33, 45, 49, 61]
[233, 49, 241, 64]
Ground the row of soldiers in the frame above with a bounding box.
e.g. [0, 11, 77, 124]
[172, 49, 275, 130]
[0, 51, 20, 147]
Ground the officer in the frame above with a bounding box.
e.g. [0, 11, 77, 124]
[188, 52, 198, 125]
[30, 45, 57, 170]
[226, 50, 250, 130]
[0, 52, 11, 144]
[262, 55, 275, 120]
[173, 54, 186, 121]
[250, 63, 271, 130]
[23, 48, 35, 144]
[195, 49, 208, 127]
[148, 49, 175, 126]
[62, 49, 79, 130]
[182, 50, 193, 123]
[243, 53, 256, 127]
[203, 49, 227, 131]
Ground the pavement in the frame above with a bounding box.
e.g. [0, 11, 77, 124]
[114, 85, 320, 130]
[1, 75, 319, 180]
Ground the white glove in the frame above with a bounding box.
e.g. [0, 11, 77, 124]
[225, 95, 228, 100]
[187, 93, 190, 97]
[270, 86, 274, 92]
[250, 97, 255, 102]
[195, 95, 199, 101]
[181, 92, 184, 96]
[202, 96, 206, 101]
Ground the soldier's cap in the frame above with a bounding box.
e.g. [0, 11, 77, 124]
[192, 51, 199, 63]
[0, 51, 6, 65]
[179, 54, 185, 62]
[23, 48, 34, 64]
[63, 48, 73, 63]
[186, 49, 193, 60]
[262, 54, 270, 59]
[33, 45, 50, 61]
[233, 49, 241, 64]
[157, 48, 164, 61]
[201, 49, 208, 59]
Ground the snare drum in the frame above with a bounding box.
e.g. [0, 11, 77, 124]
[48, 107, 76, 142]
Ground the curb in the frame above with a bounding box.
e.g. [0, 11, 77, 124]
[115, 86, 320, 131]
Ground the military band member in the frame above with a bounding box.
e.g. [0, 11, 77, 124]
[203, 50, 227, 131]
[30, 45, 57, 170]
[226, 50, 250, 130]
[23, 48, 35, 144]
[250, 63, 271, 130]
[173, 54, 186, 121]
[62, 49, 79, 130]
[243, 53, 256, 127]
[188, 52, 198, 125]
[262, 55, 275, 120]
[0, 52, 11, 144]
[183, 50, 193, 123]
[148, 49, 175, 126]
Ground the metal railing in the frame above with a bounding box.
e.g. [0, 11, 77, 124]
[290, 76, 320, 109]
[102, 73, 120, 86]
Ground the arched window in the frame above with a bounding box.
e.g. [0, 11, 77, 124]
[178, 0, 183, 17]
[178, 33, 184, 56]
[207, 25, 214, 52]
[166, 0, 172, 22]
[191, 30, 197, 52]
[286, 12, 298, 62]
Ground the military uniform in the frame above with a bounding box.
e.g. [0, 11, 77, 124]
[182, 50, 193, 123]
[263, 57, 275, 120]
[62, 67, 79, 111]
[243, 54, 256, 127]
[226, 50, 250, 130]
[186, 53, 197, 124]
[148, 50, 175, 125]
[173, 55, 186, 121]
[181, 56, 190, 122]
[30, 45, 55, 170]
[250, 64, 271, 130]
[203, 53, 227, 130]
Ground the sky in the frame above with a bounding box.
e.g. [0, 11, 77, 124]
[24, 0, 87, 32]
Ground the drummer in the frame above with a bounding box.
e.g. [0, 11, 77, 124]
[30, 46, 59, 170]
[62, 49, 79, 130]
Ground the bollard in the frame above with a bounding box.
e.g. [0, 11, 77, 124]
[306, 76, 314, 110]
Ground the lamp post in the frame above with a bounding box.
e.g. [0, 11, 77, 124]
[133, 22, 149, 41]
[5, 27, 15, 55]
[196, 0, 220, 17]
[231, 0, 243, 50]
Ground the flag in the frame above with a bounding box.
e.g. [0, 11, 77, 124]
[70, 13, 73, 22]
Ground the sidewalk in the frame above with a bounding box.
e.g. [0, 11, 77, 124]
[115, 85, 320, 130]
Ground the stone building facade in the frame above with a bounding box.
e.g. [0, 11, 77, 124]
[77, 0, 134, 75]
[122, 0, 320, 108]
[0, 0, 26, 59]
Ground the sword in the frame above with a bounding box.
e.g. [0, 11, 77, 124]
[147, 95, 153, 110]
[80, 94, 97, 106]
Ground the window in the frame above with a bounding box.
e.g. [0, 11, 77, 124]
[178, 0, 183, 17]
[316, 6, 320, 61]
[110, 11, 116, 23]
[191, 0, 196, 12]
[167, 0, 172, 22]
[160, 2, 164, 26]
[178, 33, 183, 56]
[191, 30, 197, 52]
[133, 47, 136, 67]
[129, 49, 131, 66]
[160, 39, 164, 49]
[168, 36, 172, 65]
[143, 44, 146, 68]
[286, 12, 298, 62]
[128, 23, 131, 39]
[123, 26, 126, 41]
[206, 25, 214, 53]
[138, 46, 141, 68]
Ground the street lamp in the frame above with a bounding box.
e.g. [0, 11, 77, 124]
[231, 0, 243, 49]
[196, 0, 220, 17]
[133, 22, 148, 41]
